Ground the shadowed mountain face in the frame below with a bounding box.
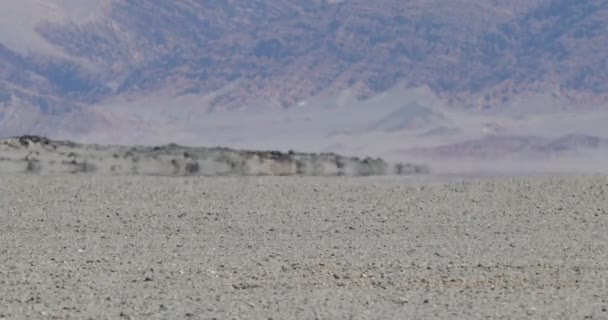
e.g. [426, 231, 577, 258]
[1, 0, 608, 166]
[3, 0, 608, 106]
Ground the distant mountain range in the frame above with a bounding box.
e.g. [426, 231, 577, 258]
[406, 134, 608, 159]
[1, 0, 608, 171]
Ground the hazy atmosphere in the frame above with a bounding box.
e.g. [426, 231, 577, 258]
[1, 1, 608, 319]
[1, 0, 608, 174]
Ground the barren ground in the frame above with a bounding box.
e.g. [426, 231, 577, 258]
[1, 175, 607, 319]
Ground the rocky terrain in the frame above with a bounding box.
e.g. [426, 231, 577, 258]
[1, 1, 608, 134]
[0, 135, 428, 176]
[1, 175, 607, 319]
[1, 0, 608, 171]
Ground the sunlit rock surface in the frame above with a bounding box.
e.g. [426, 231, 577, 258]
[0, 136, 429, 176]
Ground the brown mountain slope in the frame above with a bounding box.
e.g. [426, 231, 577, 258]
[1, 0, 608, 139]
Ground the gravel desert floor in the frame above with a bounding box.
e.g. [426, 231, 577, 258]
[1, 175, 608, 319]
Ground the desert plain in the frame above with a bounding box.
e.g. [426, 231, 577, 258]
[1, 174, 608, 319]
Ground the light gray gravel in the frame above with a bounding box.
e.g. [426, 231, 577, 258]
[1, 175, 608, 319]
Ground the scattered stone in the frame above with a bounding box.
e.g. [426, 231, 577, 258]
[0, 135, 429, 176]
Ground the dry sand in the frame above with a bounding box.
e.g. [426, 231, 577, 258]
[1, 174, 608, 319]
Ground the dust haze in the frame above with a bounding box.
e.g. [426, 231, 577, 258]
[66, 83, 608, 176]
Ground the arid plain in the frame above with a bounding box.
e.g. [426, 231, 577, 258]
[1, 174, 607, 319]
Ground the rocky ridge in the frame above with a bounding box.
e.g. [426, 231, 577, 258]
[0, 135, 429, 176]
